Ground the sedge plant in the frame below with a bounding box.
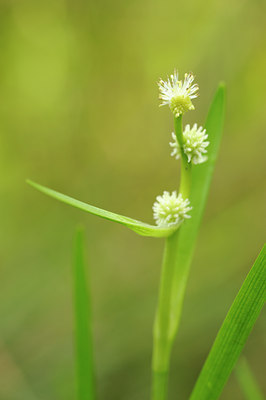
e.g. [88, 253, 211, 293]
[27, 70, 265, 400]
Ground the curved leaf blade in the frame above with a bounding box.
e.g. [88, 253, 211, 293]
[189, 245, 266, 400]
[26, 180, 176, 238]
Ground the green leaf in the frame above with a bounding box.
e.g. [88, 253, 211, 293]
[150, 85, 226, 400]
[189, 245, 266, 400]
[26, 180, 176, 238]
[73, 227, 96, 400]
[190, 83, 226, 234]
[235, 357, 264, 400]
[170, 84, 226, 335]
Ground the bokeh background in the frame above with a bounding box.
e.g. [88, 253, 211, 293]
[0, 0, 265, 399]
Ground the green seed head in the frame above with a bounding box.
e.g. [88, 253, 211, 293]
[169, 95, 195, 118]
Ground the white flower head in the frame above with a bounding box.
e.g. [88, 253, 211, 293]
[158, 70, 199, 117]
[153, 191, 192, 227]
[170, 124, 209, 165]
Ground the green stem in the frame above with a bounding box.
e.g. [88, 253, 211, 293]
[174, 116, 191, 198]
[152, 231, 180, 400]
[174, 115, 183, 146]
[151, 115, 192, 400]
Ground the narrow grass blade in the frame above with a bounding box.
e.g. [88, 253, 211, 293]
[183, 84, 226, 249]
[189, 83, 226, 238]
[73, 228, 96, 400]
[170, 84, 226, 333]
[189, 245, 266, 400]
[26, 180, 177, 238]
[235, 357, 264, 400]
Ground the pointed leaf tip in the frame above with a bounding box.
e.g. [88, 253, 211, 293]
[27, 179, 177, 238]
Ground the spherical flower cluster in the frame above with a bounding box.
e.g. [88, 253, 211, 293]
[169, 124, 209, 164]
[153, 191, 192, 227]
[158, 71, 199, 117]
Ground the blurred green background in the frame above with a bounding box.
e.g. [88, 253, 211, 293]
[0, 0, 265, 399]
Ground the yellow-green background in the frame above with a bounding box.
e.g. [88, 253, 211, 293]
[0, 0, 265, 399]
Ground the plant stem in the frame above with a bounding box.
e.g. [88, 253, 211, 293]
[174, 115, 183, 146]
[152, 230, 180, 400]
[151, 116, 192, 400]
[174, 116, 191, 198]
[168, 116, 192, 337]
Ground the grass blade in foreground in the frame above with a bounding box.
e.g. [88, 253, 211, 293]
[73, 228, 96, 400]
[189, 245, 266, 400]
[26, 180, 176, 238]
[235, 357, 264, 400]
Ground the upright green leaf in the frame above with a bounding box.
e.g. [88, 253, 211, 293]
[235, 357, 264, 400]
[189, 245, 266, 400]
[170, 84, 226, 335]
[26, 180, 177, 238]
[151, 85, 226, 400]
[73, 228, 96, 400]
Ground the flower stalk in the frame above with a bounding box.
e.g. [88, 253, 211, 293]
[152, 114, 192, 400]
[174, 116, 192, 199]
[152, 229, 180, 400]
